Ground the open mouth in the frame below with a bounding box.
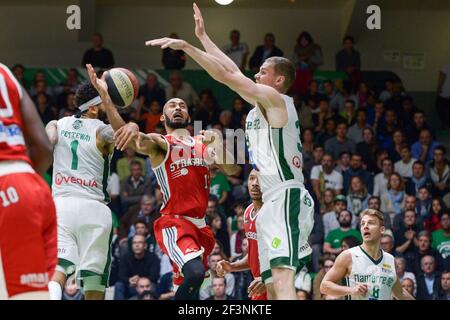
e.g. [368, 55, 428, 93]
[173, 112, 183, 120]
[363, 232, 371, 237]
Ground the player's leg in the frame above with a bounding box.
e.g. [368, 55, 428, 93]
[265, 282, 276, 300]
[271, 267, 297, 300]
[77, 201, 113, 300]
[0, 173, 57, 300]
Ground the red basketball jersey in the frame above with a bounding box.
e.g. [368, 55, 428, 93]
[0, 63, 30, 165]
[154, 135, 210, 219]
[243, 203, 260, 278]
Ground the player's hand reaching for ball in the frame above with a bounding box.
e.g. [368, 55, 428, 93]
[145, 38, 187, 51]
[115, 122, 140, 151]
[216, 260, 233, 277]
[193, 3, 206, 39]
[86, 64, 109, 99]
[351, 283, 368, 297]
[199, 129, 223, 147]
[248, 277, 266, 298]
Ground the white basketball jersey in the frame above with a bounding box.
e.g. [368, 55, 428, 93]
[345, 246, 397, 300]
[52, 116, 111, 203]
[245, 94, 304, 194]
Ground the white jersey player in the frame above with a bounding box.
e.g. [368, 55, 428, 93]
[45, 71, 138, 300]
[320, 209, 414, 300]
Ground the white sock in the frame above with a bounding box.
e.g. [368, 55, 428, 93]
[48, 281, 62, 300]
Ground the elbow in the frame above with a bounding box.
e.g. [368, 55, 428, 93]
[320, 281, 329, 295]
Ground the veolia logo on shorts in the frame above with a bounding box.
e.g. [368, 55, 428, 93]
[271, 237, 281, 249]
[55, 172, 98, 188]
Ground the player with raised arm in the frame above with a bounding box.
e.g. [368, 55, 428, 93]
[216, 170, 270, 300]
[0, 62, 56, 299]
[146, 3, 315, 300]
[88, 65, 239, 300]
[46, 65, 138, 300]
[320, 209, 415, 300]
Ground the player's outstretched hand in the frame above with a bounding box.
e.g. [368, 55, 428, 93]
[216, 260, 232, 277]
[351, 283, 368, 297]
[199, 129, 223, 146]
[248, 277, 266, 298]
[193, 3, 206, 39]
[86, 64, 108, 98]
[115, 122, 139, 151]
[145, 38, 187, 51]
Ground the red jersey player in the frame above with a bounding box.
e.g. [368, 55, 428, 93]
[217, 170, 272, 300]
[0, 63, 56, 299]
[87, 66, 238, 300]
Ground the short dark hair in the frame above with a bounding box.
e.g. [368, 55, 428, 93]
[75, 81, 99, 109]
[344, 99, 356, 108]
[12, 64, 25, 72]
[413, 160, 425, 168]
[230, 29, 240, 37]
[342, 235, 361, 248]
[356, 108, 368, 116]
[130, 160, 142, 169]
[264, 56, 296, 92]
[434, 145, 446, 154]
[343, 35, 355, 43]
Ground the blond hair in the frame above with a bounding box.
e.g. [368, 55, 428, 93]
[360, 209, 385, 226]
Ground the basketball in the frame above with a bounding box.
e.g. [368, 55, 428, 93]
[104, 67, 139, 108]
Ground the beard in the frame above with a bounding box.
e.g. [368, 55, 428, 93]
[340, 221, 352, 228]
[165, 112, 189, 129]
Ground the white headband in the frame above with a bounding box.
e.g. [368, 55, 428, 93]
[78, 96, 102, 112]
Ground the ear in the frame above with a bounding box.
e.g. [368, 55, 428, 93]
[380, 225, 385, 235]
[160, 114, 165, 122]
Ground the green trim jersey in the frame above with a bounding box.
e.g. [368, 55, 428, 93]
[52, 116, 111, 204]
[345, 246, 396, 300]
[245, 94, 304, 194]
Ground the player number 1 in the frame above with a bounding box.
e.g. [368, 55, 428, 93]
[0, 187, 19, 207]
[70, 140, 79, 170]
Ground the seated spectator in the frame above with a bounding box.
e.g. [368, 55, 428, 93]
[230, 238, 253, 300]
[315, 117, 336, 148]
[162, 33, 186, 70]
[368, 196, 392, 230]
[194, 89, 222, 128]
[311, 153, 343, 207]
[322, 195, 348, 237]
[120, 161, 154, 210]
[81, 32, 114, 69]
[335, 35, 362, 91]
[387, 130, 407, 163]
[117, 147, 146, 181]
[165, 71, 199, 109]
[249, 33, 283, 72]
[368, 100, 385, 129]
[301, 129, 315, 162]
[406, 110, 435, 145]
[392, 195, 420, 233]
[394, 145, 416, 179]
[339, 100, 356, 127]
[322, 80, 343, 112]
[223, 29, 249, 72]
[11, 64, 26, 88]
[380, 173, 406, 222]
[379, 79, 394, 102]
[395, 257, 417, 295]
[200, 253, 235, 300]
[324, 122, 356, 161]
[385, 81, 405, 110]
[296, 289, 312, 300]
[58, 92, 77, 119]
[302, 80, 325, 106]
[292, 31, 323, 71]
[341, 235, 362, 250]
[347, 108, 370, 144]
[129, 277, 155, 300]
[208, 211, 230, 258]
[294, 266, 312, 294]
[425, 197, 445, 232]
[409, 231, 444, 275]
[405, 160, 433, 197]
[304, 145, 324, 181]
[432, 212, 450, 272]
[119, 195, 159, 240]
[323, 210, 362, 255]
[205, 277, 235, 300]
[138, 73, 166, 108]
[373, 158, 393, 197]
[380, 234, 396, 255]
[35, 92, 56, 125]
[416, 255, 442, 300]
[398, 96, 418, 129]
[210, 165, 231, 209]
[321, 189, 336, 215]
[229, 215, 245, 261]
[29, 72, 54, 99]
[114, 235, 160, 300]
[337, 79, 359, 112]
[411, 129, 441, 163]
[401, 278, 416, 298]
[356, 127, 379, 173]
[55, 68, 80, 109]
[137, 100, 163, 134]
[62, 278, 84, 300]
[376, 109, 398, 150]
[426, 145, 450, 197]
[438, 271, 450, 300]
[417, 186, 432, 219]
[230, 97, 249, 129]
[342, 153, 373, 195]
[315, 99, 338, 133]
[356, 82, 373, 108]
[336, 151, 351, 175]
[346, 176, 370, 219]
[394, 210, 422, 257]
[312, 254, 336, 300]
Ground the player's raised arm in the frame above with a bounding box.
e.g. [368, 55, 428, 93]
[392, 278, 415, 300]
[146, 39, 283, 111]
[320, 250, 367, 298]
[20, 89, 53, 175]
[192, 3, 241, 74]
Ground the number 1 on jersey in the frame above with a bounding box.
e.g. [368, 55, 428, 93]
[70, 140, 79, 170]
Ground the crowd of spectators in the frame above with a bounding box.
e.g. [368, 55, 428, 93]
[10, 30, 450, 301]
